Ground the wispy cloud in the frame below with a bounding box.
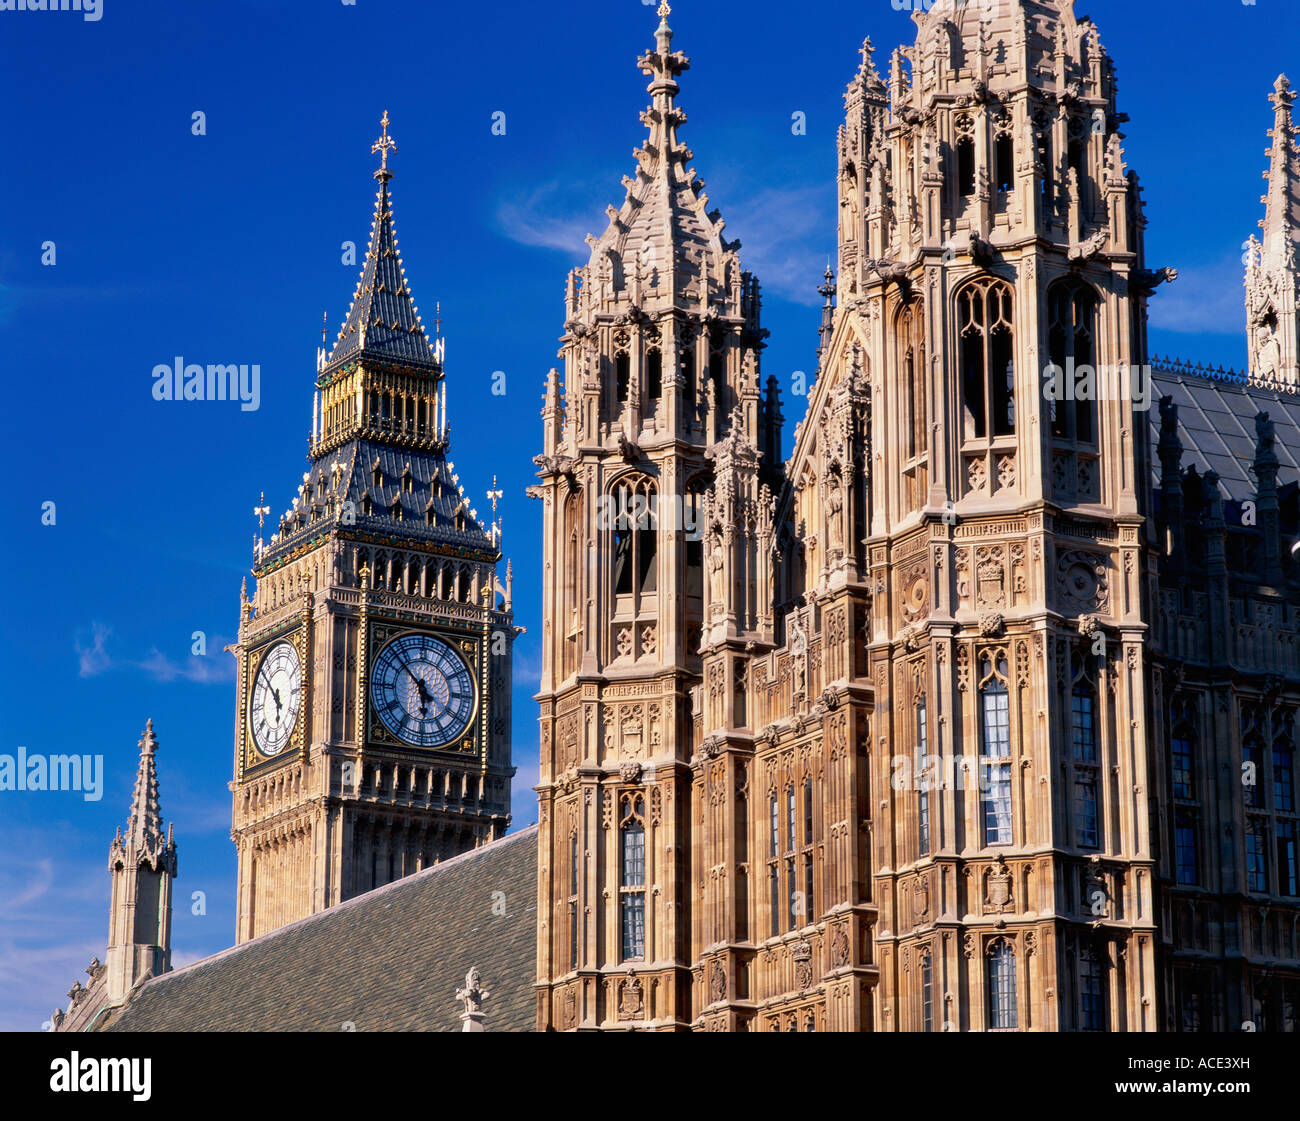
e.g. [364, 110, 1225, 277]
[495, 174, 834, 307]
[1148, 252, 1247, 337]
[75, 623, 235, 684]
[496, 181, 599, 257]
[722, 184, 835, 307]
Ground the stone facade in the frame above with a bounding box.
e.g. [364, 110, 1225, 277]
[533, 1, 1300, 1032]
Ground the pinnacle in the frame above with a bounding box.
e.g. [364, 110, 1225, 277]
[325, 117, 440, 374]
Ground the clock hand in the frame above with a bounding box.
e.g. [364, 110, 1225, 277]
[271, 687, 283, 717]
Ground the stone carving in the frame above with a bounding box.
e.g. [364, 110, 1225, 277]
[831, 926, 850, 967]
[793, 941, 814, 990]
[618, 972, 643, 1020]
[709, 960, 726, 1004]
[985, 857, 1013, 913]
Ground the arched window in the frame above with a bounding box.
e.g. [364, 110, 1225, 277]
[994, 119, 1014, 197]
[917, 693, 930, 857]
[979, 652, 1012, 846]
[958, 279, 1015, 442]
[896, 299, 927, 463]
[920, 950, 934, 1033]
[680, 345, 696, 411]
[610, 476, 658, 601]
[987, 939, 1018, 1029]
[955, 115, 976, 198]
[645, 348, 662, 401]
[1171, 721, 1195, 801]
[1048, 282, 1098, 446]
[615, 352, 630, 406]
[1072, 675, 1100, 849]
[619, 794, 646, 961]
[1078, 946, 1107, 1030]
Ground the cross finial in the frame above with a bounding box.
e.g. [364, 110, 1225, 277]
[435, 300, 442, 336]
[320, 311, 328, 347]
[372, 110, 397, 181]
[488, 475, 503, 546]
[658, 1, 670, 18]
[254, 491, 270, 530]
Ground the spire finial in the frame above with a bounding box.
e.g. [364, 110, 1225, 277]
[372, 110, 397, 182]
[658, 0, 670, 20]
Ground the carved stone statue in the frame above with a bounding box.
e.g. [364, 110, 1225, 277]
[826, 486, 845, 554]
[708, 529, 725, 604]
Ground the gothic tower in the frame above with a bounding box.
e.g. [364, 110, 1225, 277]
[1245, 74, 1300, 390]
[106, 720, 177, 1006]
[814, 0, 1166, 1030]
[532, 2, 780, 1029]
[231, 115, 515, 943]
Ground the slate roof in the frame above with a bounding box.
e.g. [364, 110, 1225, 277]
[99, 826, 538, 1033]
[326, 173, 440, 372]
[1149, 363, 1300, 500]
[263, 437, 496, 567]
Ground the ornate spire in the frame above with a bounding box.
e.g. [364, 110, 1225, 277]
[1246, 75, 1300, 388]
[126, 720, 165, 852]
[572, 4, 749, 321]
[1261, 76, 1300, 266]
[326, 113, 439, 372]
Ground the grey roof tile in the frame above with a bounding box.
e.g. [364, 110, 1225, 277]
[100, 826, 538, 1033]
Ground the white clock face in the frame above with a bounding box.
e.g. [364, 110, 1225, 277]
[251, 641, 302, 756]
[371, 633, 476, 748]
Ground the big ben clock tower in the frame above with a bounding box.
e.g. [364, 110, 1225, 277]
[231, 114, 516, 943]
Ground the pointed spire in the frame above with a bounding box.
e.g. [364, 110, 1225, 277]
[1261, 75, 1300, 266]
[816, 264, 837, 369]
[325, 113, 440, 372]
[126, 720, 165, 850]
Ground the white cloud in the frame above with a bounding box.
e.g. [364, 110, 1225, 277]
[496, 181, 600, 257]
[75, 623, 234, 685]
[1148, 252, 1247, 337]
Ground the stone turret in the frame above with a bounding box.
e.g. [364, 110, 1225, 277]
[1245, 75, 1300, 389]
[105, 720, 178, 1005]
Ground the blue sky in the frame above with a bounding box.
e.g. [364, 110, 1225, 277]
[0, 0, 1295, 1031]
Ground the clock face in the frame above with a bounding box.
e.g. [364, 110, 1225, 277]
[371, 632, 476, 748]
[251, 641, 302, 757]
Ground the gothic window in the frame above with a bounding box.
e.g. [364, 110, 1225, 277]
[1273, 713, 1295, 814]
[768, 791, 780, 938]
[1072, 675, 1100, 849]
[958, 279, 1015, 443]
[401, 466, 413, 494]
[709, 345, 727, 419]
[920, 950, 934, 1032]
[1246, 818, 1269, 893]
[917, 694, 931, 857]
[1243, 731, 1265, 809]
[645, 348, 662, 401]
[1034, 110, 1054, 212]
[619, 795, 646, 961]
[610, 476, 658, 605]
[1278, 820, 1298, 897]
[680, 345, 696, 411]
[994, 121, 1014, 197]
[978, 652, 1012, 846]
[1175, 809, 1199, 886]
[615, 351, 630, 406]
[1171, 725, 1195, 801]
[561, 492, 583, 680]
[1079, 947, 1107, 1031]
[954, 115, 975, 198]
[569, 829, 579, 971]
[683, 475, 709, 618]
[898, 300, 927, 460]
[987, 939, 1018, 1029]
[372, 461, 383, 488]
[1047, 281, 1098, 447]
